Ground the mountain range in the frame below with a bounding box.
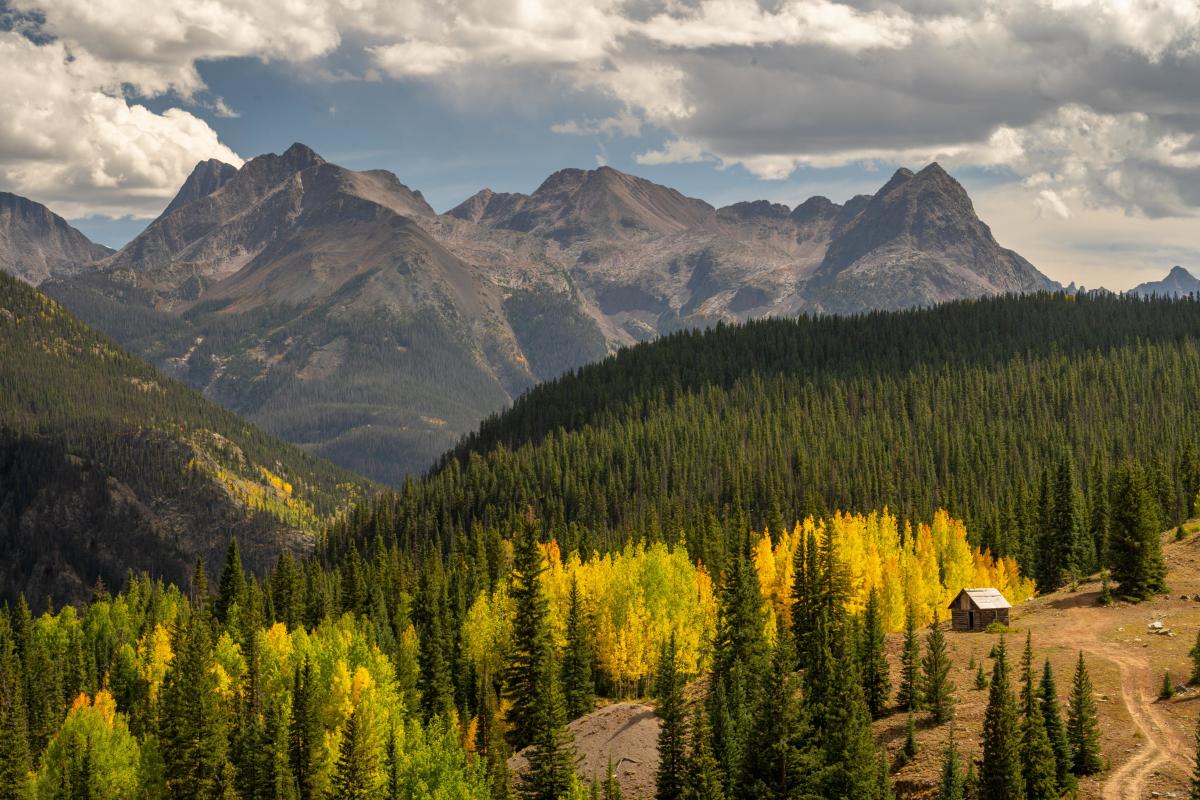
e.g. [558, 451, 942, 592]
[7, 145, 1058, 481]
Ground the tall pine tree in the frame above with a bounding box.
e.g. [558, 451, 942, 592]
[979, 637, 1023, 800]
[897, 603, 922, 712]
[921, 620, 955, 724]
[1108, 461, 1168, 599]
[860, 589, 891, 719]
[562, 578, 594, 721]
[1066, 652, 1102, 776]
[655, 635, 687, 800]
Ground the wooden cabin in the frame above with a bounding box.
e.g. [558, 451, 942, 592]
[947, 588, 1011, 631]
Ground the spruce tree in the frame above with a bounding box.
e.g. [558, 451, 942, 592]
[979, 637, 1023, 800]
[922, 620, 955, 724]
[939, 724, 965, 800]
[329, 707, 377, 800]
[875, 749, 894, 800]
[741, 629, 821, 800]
[0, 612, 31, 800]
[897, 603, 922, 712]
[1018, 641, 1057, 800]
[1040, 660, 1074, 794]
[601, 756, 622, 800]
[1108, 461, 1168, 599]
[523, 647, 576, 800]
[160, 603, 230, 800]
[860, 589, 891, 719]
[562, 578, 594, 721]
[289, 658, 320, 800]
[655, 636, 686, 800]
[818, 629, 878, 799]
[683, 705, 724, 800]
[215, 538, 246, 626]
[507, 518, 554, 751]
[476, 670, 510, 800]
[1066, 652, 1102, 776]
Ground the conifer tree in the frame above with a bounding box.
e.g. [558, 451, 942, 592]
[897, 603, 922, 712]
[289, 658, 320, 800]
[414, 558, 456, 722]
[860, 589, 891, 719]
[979, 637, 1023, 800]
[1066, 652, 1102, 776]
[215, 538, 246, 626]
[1040, 660, 1074, 794]
[875, 749, 894, 800]
[601, 756, 622, 800]
[922, 620, 955, 724]
[975, 662, 989, 690]
[683, 705, 724, 800]
[562, 578, 594, 721]
[655, 636, 687, 800]
[1108, 461, 1168, 599]
[329, 707, 377, 800]
[939, 724, 965, 800]
[523, 648, 576, 800]
[1018, 642, 1057, 800]
[742, 629, 821, 800]
[1161, 670, 1175, 700]
[160, 603, 230, 800]
[790, 530, 819, 668]
[0, 612, 31, 800]
[1040, 455, 1084, 589]
[507, 518, 553, 751]
[818, 629, 879, 799]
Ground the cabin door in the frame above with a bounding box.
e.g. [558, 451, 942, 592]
[968, 611, 975, 629]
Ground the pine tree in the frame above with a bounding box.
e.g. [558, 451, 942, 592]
[939, 724, 965, 800]
[0, 611, 32, 800]
[979, 637, 1023, 800]
[1040, 455, 1084, 589]
[1040, 660, 1074, 794]
[875, 748, 894, 800]
[215, 538, 246, 626]
[975, 662, 989, 690]
[1066, 652, 1102, 776]
[922, 621, 955, 724]
[897, 603, 922, 712]
[1161, 670, 1175, 700]
[159, 603, 230, 800]
[898, 711, 919, 766]
[289, 658, 320, 800]
[523, 648, 576, 800]
[655, 636, 687, 800]
[507, 518, 554, 751]
[1017, 638, 1057, 800]
[741, 629, 821, 800]
[601, 756, 622, 800]
[562, 578, 594, 721]
[1108, 461, 1168, 599]
[819, 629, 878, 799]
[683, 705, 724, 800]
[860, 589, 891, 719]
[329, 707, 377, 800]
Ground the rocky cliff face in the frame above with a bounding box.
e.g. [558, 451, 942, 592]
[47, 145, 1055, 481]
[0, 192, 113, 284]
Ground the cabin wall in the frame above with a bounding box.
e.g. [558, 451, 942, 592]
[950, 606, 1009, 631]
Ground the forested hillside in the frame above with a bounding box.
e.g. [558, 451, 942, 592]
[331, 292, 1200, 596]
[0, 272, 367, 603]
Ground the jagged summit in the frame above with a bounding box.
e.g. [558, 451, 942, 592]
[162, 158, 239, 216]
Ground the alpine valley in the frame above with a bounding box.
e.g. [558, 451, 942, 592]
[9, 144, 1056, 482]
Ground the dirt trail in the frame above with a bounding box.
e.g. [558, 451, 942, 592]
[1036, 599, 1193, 799]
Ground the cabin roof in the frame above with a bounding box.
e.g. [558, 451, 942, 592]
[949, 588, 1011, 610]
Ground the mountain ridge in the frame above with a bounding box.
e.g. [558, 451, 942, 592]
[42, 144, 1057, 481]
[0, 192, 113, 285]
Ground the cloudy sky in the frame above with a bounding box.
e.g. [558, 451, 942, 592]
[2, 0, 1199, 290]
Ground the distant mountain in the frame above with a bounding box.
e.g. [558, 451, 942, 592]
[1130, 266, 1200, 298]
[804, 164, 1054, 313]
[0, 192, 113, 284]
[0, 271, 367, 604]
[47, 144, 608, 483]
[47, 145, 1055, 482]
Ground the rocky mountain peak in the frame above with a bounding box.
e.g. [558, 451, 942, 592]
[791, 195, 840, 224]
[163, 158, 239, 216]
